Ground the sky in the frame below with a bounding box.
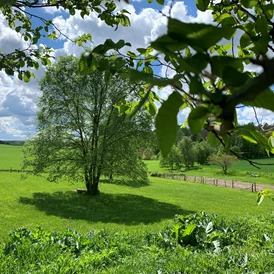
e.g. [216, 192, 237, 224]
[0, 0, 274, 140]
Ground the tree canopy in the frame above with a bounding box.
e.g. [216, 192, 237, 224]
[22, 55, 152, 195]
[2, 0, 274, 162]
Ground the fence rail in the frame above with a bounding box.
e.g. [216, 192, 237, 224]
[150, 172, 274, 192]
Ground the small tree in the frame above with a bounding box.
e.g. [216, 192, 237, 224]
[22, 55, 152, 195]
[194, 141, 215, 165]
[179, 137, 195, 170]
[208, 154, 237, 175]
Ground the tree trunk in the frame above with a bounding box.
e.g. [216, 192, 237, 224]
[85, 178, 100, 195]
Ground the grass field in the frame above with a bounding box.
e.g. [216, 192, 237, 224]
[0, 144, 274, 241]
[0, 144, 22, 170]
[1, 171, 273, 241]
[2, 145, 274, 273]
[145, 159, 274, 185]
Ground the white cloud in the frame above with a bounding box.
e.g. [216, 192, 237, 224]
[1, 2, 272, 140]
[237, 107, 274, 125]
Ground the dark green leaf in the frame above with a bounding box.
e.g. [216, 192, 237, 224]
[196, 0, 210, 11]
[251, 36, 269, 55]
[188, 106, 208, 134]
[167, 19, 236, 51]
[223, 67, 250, 87]
[148, 102, 157, 116]
[240, 33, 252, 48]
[178, 53, 208, 74]
[156, 91, 183, 157]
[151, 35, 187, 53]
[241, 0, 257, 8]
[246, 88, 274, 112]
[211, 56, 244, 77]
[156, 0, 164, 5]
[189, 76, 206, 95]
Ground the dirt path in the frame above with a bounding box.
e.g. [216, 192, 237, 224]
[152, 174, 274, 192]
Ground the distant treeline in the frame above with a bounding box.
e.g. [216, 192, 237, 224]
[0, 140, 25, 146]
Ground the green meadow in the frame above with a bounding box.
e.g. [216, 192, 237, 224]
[1, 144, 274, 273]
[0, 144, 274, 240]
[0, 144, 22, 170]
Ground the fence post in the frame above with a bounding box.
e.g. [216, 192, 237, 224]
[232, 180, 234, 188]
[224, 180, 226, 187]
[194, 176, 196, 182]
[251, 183, 254, 192]
[254, 183, 257, 192]
[216, 179, 218, 186]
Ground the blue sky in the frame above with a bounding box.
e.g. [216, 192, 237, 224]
[0, 0, 273, 140]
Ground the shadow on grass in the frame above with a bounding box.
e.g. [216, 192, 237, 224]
[100, 178, 150, 188]
[19, 191, 192, 225]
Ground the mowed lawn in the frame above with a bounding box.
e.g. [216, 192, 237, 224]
[145, 158, 274, 185]
[1, 171, 273, 241]
[1, 145, 274, 241]
[0, 144, 22, 170]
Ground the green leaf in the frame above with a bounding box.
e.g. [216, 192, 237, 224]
[185, 47, 191, 58]
[221, 133, 230, 151]
[223, 67, 250, 87]
[167, 19, 236, 52]
[0, 0, 15, 7]
[104, 70, 111, 83]
[129, 69, 174, 86]
[127, 89, 152, 119]
[189, 76, 206, 95]
[241, 0, 257, 8]
[251, 36, 269, 55]
[257, 191, 265, 206]
[246, 88, 274, 112]
[156, 91, 183, 157]
[188, 106, 209, 134]
[211, 56, 244, 78]
[207, 131, 219, 146]
[269, 135, 274, 148]
[151, 35, 187, 53]
[148, 102, 157, 116]
[23, 72, 31, 83]
[240, 33, 252, 48]
[237, 126, 271, 151]
[178, 53, 208, 74]
[156, 0, 164, 5]
[196, 0, 210, 11]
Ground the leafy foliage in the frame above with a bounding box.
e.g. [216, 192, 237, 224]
[22, 56, 152, 194]
[76, 0, 274, 159]
[3, 213, 274, 273]
[0, 0, 130, 81]
[194, 141, 216, 165]
[2, 0, 274, 161]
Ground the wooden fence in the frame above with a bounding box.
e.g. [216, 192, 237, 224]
[150, 173, 263, 192]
